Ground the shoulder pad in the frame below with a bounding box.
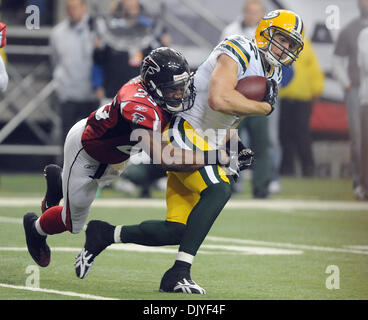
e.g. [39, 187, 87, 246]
[120, 101, 166, 131]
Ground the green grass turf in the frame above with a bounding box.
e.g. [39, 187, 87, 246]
[0, 174, 366, 300]
[1, 202, 367, 300]
[0, 173, 355, 200]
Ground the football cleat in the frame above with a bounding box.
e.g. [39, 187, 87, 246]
[159, 268, 206, 294]
[23, 212, 51, 267]
[41, 164, 63, 213]
[75, 220, 113, 279]
[75, 248, 95, 279]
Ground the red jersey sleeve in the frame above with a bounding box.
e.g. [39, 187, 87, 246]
[121, 102, 165, 131]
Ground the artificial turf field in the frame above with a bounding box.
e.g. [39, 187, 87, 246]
[0, 174, 367, 302]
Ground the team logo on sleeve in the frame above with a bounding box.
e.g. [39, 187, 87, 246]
[141, 57, 161, 79]
[134, 105, 148, 112]
[132, 112, 146, 124]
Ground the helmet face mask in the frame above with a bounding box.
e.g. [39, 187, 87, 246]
[261, 26, 304, 67]
[141, 47, 196, 113]
[255, 10, 305, 67]
[156, 75, 195, 113]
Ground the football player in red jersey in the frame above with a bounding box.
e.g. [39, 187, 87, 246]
[23, 47, 230, 269]
[0, 22, 8, 93]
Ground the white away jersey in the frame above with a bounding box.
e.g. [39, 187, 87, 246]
[179, 34, 282, 148]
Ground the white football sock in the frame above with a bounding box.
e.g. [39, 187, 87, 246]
[176, 251, 194, 265]
[114, 225, 123, 243]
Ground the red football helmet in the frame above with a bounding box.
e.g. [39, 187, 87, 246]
[0, 23, 7, 48]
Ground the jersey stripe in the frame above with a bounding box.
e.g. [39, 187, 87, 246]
[222, 41, 249, 73]
[223, 44, 247, 73]
[178, 118, 196, 150]
[225, 39, 250, 68]
[152, 109, 160, 131]
[198, 167, 212, 187]
[171, 117, 192, 150]
[183, 120, 212, 151]
[204, 166, 220, 184]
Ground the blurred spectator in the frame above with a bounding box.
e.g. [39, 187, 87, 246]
[93, 0, 171, 103]
[268, 65, 294, 193]
[357, 27, 368, 200]
[1, 0, 25, 25]
[332, 0, 368, 200]
[93, 0, 171, 197]
[221, 0, 264, 40]
[0, 22, 8, 93]
[278, 38, 324, 177]
[220, 0, 272, 198]
[267, 98, 281, 194]
[50, 0, 99, 145]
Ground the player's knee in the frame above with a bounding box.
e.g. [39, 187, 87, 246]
[70, 227, 82, 234]
[68, 214, 89, 234]
[165, 221, 186, 243]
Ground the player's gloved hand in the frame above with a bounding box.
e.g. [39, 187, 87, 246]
[263, 79, 278, 115]
[227, 152, 240, 182]
[224, 138, 254, 182]
[238, 147, 254, 171]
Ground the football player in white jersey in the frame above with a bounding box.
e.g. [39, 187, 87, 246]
[75, 9, 305, 294]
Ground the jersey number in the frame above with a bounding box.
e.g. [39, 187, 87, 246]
[133, 88, 157, 106]
[95, 104, 110, 121]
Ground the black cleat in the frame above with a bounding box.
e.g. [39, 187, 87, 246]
[23, 212, 50, 267]
[41, 164, 63, 213]
[75, 220, 114, 279]
[159, 268, 206, 294]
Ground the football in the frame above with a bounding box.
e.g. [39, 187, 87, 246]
[235, 76, 267, 101]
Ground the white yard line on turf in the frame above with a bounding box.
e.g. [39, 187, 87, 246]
[1, 216, 367, 255]
[206, 236, 368, 255]
[0, 243, 303, 256]
[0, 283, 120, 300]
[0, 197, 368, 211]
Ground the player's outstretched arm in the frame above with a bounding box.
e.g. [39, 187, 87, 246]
[136, 128, 229, 172]
[208, 54, 272, 116]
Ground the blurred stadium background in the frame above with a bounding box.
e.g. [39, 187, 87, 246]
[0, 0, 358, 176]
[0, 0, 367, 301]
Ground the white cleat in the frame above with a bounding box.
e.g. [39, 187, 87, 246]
[75, 248, 95, 279]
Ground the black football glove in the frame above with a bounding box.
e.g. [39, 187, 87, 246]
[263, 79, 278, 115]
[238, 147, 254, 171]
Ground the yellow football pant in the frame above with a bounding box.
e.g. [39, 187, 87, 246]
[164, 117, 231, 224]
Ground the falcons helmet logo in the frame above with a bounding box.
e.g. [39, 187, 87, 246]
[141, 57, 161, 79]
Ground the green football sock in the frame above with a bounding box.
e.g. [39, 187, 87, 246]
[120, 220, 185, 246]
